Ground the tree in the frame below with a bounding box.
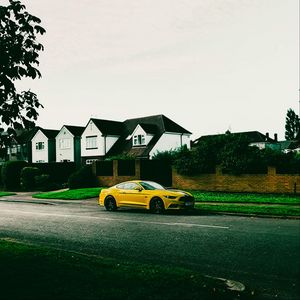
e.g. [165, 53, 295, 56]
[0, 0, 45, 138]
[285, 108, 300, 140]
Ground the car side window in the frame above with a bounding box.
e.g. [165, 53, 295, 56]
[116, 183, 126, 189]
[124, 183, 139, 190]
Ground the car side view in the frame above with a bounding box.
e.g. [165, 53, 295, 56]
[99, 180, 195, 214]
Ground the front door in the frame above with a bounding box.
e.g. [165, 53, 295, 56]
[120, 182, 148, 208]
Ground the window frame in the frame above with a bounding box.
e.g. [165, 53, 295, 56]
[35, 142, 45, 150]
[86, 136, 98, 150]
[133, 134, 146, 146]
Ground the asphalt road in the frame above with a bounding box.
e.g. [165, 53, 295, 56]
[0, 199, 299, 300]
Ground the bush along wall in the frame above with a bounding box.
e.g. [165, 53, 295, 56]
[68, 165, 99, 190]
[31, 162, 76, 184]
[1, 161, 28, 191]
[20, 167, 41, 191]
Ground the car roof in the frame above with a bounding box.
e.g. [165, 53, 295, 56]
[115, 180, 156, 185]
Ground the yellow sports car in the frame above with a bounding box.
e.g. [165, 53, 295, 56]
[99, 180, 195, 213]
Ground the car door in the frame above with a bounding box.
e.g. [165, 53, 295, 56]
[121, 182, 148, 207]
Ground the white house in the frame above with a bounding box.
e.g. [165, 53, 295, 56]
[106, 114, 192, 159]
[56, 125, 85, 165]
[31, 128, 59, 163]
[81, 118, 123, 164]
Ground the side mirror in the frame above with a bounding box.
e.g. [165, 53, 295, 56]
[135, 186, 143, 192]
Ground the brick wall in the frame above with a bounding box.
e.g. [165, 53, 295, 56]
[96, 160, 300, 194]
[172, 166, 300, 194]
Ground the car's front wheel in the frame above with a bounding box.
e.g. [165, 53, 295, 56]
[104, 196, 117, 211]
[150, 197, 165, 214]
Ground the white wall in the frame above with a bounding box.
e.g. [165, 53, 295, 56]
[32, 130, 49, 163]
[56, 127, 74, 162]
[81, 120, 119, 158]
[106, 136, 119, 153]
[149, 133, 191, 158]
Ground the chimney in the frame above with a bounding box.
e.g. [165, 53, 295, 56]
[274, 133, 278, 142]
[265, 132, 269, 141]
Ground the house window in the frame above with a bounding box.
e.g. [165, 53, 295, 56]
[86, 136, 97, 149]
[11, 146, 17, 154]
[59, 138, 71, 149]
[36, 142, 45, 150]
[86, 159, 97, 165]
[133, 134, 145, 146]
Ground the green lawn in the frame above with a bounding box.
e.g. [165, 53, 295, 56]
[191, 191, 300, 205]
[0, 239, 252, 300]
[33, 187, 103, 200]
[31, 188, 300, 217]
[196, 203, 300, 216]
[0, 191, 15, 197]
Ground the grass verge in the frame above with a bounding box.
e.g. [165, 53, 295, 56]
[33, 187, 102, 200]
[0, 191, 15, 197]
[191, 191, 300, 205]
[31, 188, 300, 216]
[196, 203, 300, 216]
[0, 239, 253, 300]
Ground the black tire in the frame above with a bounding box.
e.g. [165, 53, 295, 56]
[104, 196, 117, 211]
[150, 197, 165, 214]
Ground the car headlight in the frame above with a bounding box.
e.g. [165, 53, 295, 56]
[164, 195, 177, 199]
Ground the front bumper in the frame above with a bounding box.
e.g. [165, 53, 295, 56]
[167, 196, 195, 210]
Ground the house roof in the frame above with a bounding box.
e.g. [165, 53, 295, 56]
[63, 125, 85, 137]
[39, 128, 60, 139]
[278, 140, 300, 151]
[124, 115, 191, 135]
[106, 114, 191, 158]
[90, 118, 123, 136]
[15, 127, 40, 144]
[138, 123, 158, 134]
[194, 131, 275, 145]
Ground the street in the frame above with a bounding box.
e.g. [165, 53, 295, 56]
[0, 199, 299, 299]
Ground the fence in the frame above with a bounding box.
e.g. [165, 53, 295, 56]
[94, 159, 172, 187]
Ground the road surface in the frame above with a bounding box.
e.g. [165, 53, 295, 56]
[0, 199, 299, 299]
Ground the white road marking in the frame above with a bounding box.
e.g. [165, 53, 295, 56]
[0, 209, 229, 229]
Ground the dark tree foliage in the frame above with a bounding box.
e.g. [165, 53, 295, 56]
[0, 0, 45, 142]
[285, 108, 300, 140]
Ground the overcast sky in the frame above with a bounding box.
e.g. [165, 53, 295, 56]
[16, 0, 299, 140]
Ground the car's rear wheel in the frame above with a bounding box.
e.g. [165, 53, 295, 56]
[104, 196, 117, 211]
[150, 197, 165, 214]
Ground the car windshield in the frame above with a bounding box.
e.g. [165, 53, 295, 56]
[139, 181, 165, 190]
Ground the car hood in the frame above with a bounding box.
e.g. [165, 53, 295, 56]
[165, 189, 193, 197]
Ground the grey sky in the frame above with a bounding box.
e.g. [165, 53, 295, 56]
[17, 0, 299, 140]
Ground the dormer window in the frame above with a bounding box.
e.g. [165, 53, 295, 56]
[133, 134, 145, 146]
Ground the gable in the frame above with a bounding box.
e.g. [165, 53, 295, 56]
[82, 120, 102, 137]
[32, 129, 48, 142]
[56, 126, 74, 140]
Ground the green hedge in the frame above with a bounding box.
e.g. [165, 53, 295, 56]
[1, 161, 28, 190]
[20, 167, 41, 191]
[68, 165, 99, 190]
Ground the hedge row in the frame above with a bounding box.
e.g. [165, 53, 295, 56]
[0, 161, 99, 191]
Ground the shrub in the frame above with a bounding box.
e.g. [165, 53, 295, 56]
[32, 162, 76, 184]
[68, 165, 99, 190]
[1, 160, 28, 190]
[20, 167, 41, 191]
[0, 164, 2, 187]
[35, 174, 60, 192]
